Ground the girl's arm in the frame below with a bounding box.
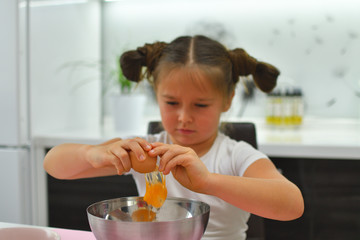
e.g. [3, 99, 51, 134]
[149, 142, 304, 221]
[206, 158, 304, 221]
[44, 137, 152, 179]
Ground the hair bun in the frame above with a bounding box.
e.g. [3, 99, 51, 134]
[229, 48, 279, 93]
[120, 50, 144, 82]
[120, 42, 168, 83]
[253, 62, 280, 93]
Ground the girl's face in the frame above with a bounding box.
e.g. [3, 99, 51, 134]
[156, 67, 232, 155]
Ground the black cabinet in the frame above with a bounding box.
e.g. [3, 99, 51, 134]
[265, 158, 360, 240]
[47, 174, 138, 231]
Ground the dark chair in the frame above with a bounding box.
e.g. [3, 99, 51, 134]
[147, 121, 265, 240]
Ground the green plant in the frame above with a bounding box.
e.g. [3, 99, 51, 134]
[102, 54, 136, 95]
[117, 65, 133, 94]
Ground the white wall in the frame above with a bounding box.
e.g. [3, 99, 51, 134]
[30, 0, 101, 135]
[102, 0, 360, 119]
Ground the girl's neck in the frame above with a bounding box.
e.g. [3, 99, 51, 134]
[169, 131, 218, 157]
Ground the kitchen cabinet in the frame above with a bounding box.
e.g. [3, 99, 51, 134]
[47, 172, 138, 230]
[264, 157, 360, 240]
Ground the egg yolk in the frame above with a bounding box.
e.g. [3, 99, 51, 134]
[131, 208, 156, 222]
[143, 179, 167, 209]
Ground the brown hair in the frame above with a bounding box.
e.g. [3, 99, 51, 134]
[120, 35, 279, 97]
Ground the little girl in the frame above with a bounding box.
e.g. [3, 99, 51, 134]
[44, 35, 304, 240]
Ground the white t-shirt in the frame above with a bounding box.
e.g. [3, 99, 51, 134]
[129, 131, 268, 240]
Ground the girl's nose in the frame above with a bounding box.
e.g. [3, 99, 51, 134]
[178, 107, 193, 123]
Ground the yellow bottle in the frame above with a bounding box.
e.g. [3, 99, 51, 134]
[273, 90, 283, 126]
[266, 92, 275, 125]
[292, 88, 304, 126]
[283, 89, 293, 126]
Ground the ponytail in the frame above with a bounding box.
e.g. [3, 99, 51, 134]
[120, 42, 168, 83]
[228, 48, 279, 93]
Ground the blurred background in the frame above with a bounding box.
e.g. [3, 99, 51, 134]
[18, 0, 360, 135]
[1, 0, 359, 239]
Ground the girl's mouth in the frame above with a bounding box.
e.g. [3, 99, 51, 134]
[177, 128, 195, 134]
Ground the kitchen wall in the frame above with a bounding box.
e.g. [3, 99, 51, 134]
[102, 0, 360, 120]
[25, 0, 360, 137]
[29, 0, 101, 135]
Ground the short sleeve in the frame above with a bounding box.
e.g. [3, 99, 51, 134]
[232, 141, 269, 177]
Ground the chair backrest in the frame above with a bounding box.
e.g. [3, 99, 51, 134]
[148, 121, 258, 149]
[147, 121, 265, 240]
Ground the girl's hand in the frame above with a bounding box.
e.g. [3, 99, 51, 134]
[148, 142, 211, 193]
[87, 137, 152, 175]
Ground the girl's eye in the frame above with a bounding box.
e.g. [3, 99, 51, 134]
[195, 103, 208, 108]
[166, 101, 178, 106]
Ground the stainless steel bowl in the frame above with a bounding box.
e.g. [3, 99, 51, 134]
[87, 197, 210, 240]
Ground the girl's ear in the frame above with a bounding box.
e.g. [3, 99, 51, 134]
[223, 91, 235, 112]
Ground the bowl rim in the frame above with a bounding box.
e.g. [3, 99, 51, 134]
[86, 196, 210, 223]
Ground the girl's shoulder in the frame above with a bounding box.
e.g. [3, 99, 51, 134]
[215, 132, 255, 150]
[209, 132, 268, 176]
[217, 132, 266, 159]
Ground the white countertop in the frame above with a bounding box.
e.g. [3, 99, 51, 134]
[255, 118, 360, 159]
[32, 117, 360, 160]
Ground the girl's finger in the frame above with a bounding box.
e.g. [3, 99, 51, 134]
[158, 149, 180, 171]
[132, 137, 153, 152]
[155, 146, 188, 172]
[147, 145, 165, 158]
[150, 142, 164, 148]
[104, 154, 124, 175]
[122, 138, 153, 162]
[161, 154, 188, 175]
[110, 147, 131, 172]
[126, 141, 148, 162]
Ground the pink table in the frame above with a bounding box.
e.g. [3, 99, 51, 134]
[0, 222, 96, 240]
[53, 228, 96, 240]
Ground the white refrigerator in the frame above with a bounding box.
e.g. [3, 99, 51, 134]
[0, 0, 32, 224]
